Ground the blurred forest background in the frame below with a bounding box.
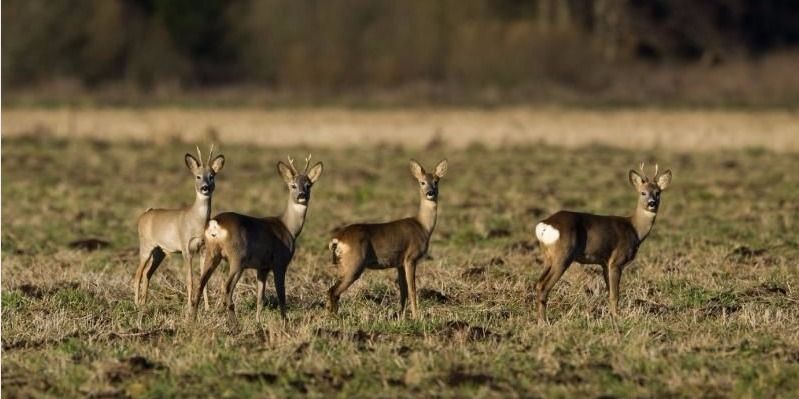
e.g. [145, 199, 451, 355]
[4, 0, 799, 106]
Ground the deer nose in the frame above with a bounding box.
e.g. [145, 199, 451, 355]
[647, 199, 657, 207]
[201, 185, 210, 193]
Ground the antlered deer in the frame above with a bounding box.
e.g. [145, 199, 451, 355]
[534, 163, 672, 324]
[134, 146, 224, 308]
[327, 159, 448, 319]
[190, 155, 323, 325]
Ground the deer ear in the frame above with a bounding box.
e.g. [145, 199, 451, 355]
[210, 155, 225, 174]
[185, 154, 201, 172]
[307, 162, 323, 184]
[656, 169, 672, 190]
[434, 159, 448, 178]
[409, 159, 425, 181]
[277, 161, 295, 184]
[629, 169, 645, 188]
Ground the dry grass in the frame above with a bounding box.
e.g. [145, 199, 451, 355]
[3, 106, 799, 152]
[2, 128, 799, 397]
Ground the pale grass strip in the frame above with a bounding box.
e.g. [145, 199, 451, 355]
[3, 107, 798, 152]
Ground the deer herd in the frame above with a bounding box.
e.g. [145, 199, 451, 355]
[135, 145, 672, 328]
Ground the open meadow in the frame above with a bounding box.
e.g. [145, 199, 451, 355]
[2, 108, 799, 397]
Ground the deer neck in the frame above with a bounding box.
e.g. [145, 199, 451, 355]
[416, 197, 438, 236]
[280, 199, 308, 239]
[630, 206, 657, 242]
[192, 193, 212, 221]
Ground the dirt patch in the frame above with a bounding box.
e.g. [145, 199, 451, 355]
[394, 345, 413, 357]
[442, 321, 498, 342]
[462, 257, 505, 279]
[293, 342, 310, 360]
[97, 355, 166, 383]
[726, 246, 778, 266]
[2, 329, 95, 352]
[418, 288, 448, 304]
[632, 299, 671, 316]
[297, 369, 353, 391]
[233, 371, 278, 384]
[701, 296, 741, 318]
[462, 267, 485, 279]
[107, 328, 176, 344]
[14, 281, 80, 299]
[313, 328, 381, 347]
[68, 238, 111, 251]
[444, 368, 497, 387]
[742, 282, 788, 298]
[485, 228, 511, 239]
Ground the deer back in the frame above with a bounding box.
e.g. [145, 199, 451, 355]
[208, 212, 295, 267]
[335, 217, 429, 267]
[541, 211, 640, 265]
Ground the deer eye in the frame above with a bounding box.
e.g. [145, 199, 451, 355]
[196, 176, 201, 180]
[420, 182, 426, 186]
[641, 192, 646, 196]
[291, 184, 297, 189]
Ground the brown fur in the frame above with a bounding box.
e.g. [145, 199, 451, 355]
[327, 159, 447, 319]
[534, 164, 672, 324]
[189, 155, 323, 326]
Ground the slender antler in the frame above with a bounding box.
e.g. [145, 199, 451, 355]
[639, 162, 649, 181]
[286, 155, 298, 174]
[304, 154, 312, 174]
[653, 163, 660, 178]
[196, 146, 204, 165]
[207, 144, 215, 165]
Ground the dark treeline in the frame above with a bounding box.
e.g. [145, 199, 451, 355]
[4, 0, 799, 103]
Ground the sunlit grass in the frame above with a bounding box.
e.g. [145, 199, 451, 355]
[2, 135, 798, 397]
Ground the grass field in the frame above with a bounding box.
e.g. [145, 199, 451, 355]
[2, 119, 799, 397]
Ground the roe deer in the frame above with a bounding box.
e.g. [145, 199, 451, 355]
[134, 146, 225, 308]
[534, 163, 672, 324]
[190, 155, 323, 325]
[327, 159, 448, 319]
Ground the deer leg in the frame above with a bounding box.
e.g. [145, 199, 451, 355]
[256, 268, 268, 322]
[396, 266, 409, 318]
[224, 261, 244, 327]
[141, 247, 165, 306]
[134, 247, 153, 305]
[534, 260, 553, 324]
[404, 260, 419, 319]
[198, 251, 210, 311]
[190, 251, 222, 320]
[608, 264, 623, 317]
[601, 265, 610, 293]
[273, 265, 287, 320]
[183, 251, 194, 309]
[327, 259, 364, 315]
[536, 254, 572, 325]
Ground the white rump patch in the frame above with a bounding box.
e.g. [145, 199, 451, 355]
[205, 219, 227, 240]
[535, 222, 560, 245]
